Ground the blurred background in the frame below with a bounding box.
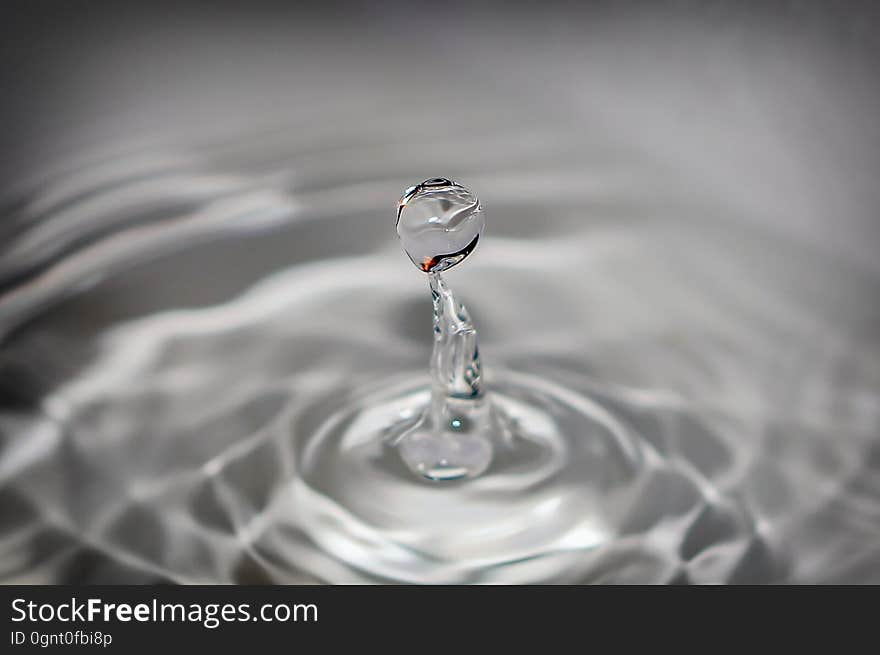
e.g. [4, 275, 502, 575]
[1, 1, 879, 583]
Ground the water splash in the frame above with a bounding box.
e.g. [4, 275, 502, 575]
[391, 178, 496, 480]
[0, 119, 877, 584]
[286, 180, 657, 579]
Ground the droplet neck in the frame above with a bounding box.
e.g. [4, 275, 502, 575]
[429, 272, 483, 399]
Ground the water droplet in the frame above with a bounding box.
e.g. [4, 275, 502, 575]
[396, 178, 484, 273]
[392, 179, 493, 481]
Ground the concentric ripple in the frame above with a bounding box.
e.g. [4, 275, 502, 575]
[1, 106, 878, 583]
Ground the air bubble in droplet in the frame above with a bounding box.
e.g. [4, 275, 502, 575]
[396, 178, 484, 273]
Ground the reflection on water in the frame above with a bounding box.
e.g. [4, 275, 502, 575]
[1, 6, 879, 583]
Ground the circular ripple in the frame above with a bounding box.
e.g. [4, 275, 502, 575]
[289, 373, 642, 583]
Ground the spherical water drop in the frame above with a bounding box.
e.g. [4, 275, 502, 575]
[396, 178, 484, 273]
